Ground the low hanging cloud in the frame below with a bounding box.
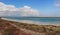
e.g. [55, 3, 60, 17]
[0, 2, 40, 17]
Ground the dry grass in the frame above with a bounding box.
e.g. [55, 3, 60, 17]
[0, 19, 60, 35]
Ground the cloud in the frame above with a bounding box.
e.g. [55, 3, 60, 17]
[0, 2, 40, 17]
[55, 0, 60, 7]
[55, 4, 60, 6]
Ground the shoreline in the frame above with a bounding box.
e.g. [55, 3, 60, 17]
[1, 18, 60, 26]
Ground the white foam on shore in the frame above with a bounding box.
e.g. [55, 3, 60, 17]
[1, 18, 60, 26]
[1, 18, 41, 25]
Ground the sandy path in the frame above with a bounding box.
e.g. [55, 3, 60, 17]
[9, 23, 45, 35]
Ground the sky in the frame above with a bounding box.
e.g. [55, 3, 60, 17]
[0, 0, 60, 17]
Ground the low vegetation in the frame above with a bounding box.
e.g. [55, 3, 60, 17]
[0, 19, 60, 35]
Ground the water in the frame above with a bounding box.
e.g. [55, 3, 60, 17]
[2, 17, 60, 26]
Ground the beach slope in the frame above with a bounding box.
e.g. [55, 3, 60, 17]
[0, 19, 60, 35]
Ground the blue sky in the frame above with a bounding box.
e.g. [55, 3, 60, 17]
[0, 0, 54, 10]
[0, 0, 60, 17]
